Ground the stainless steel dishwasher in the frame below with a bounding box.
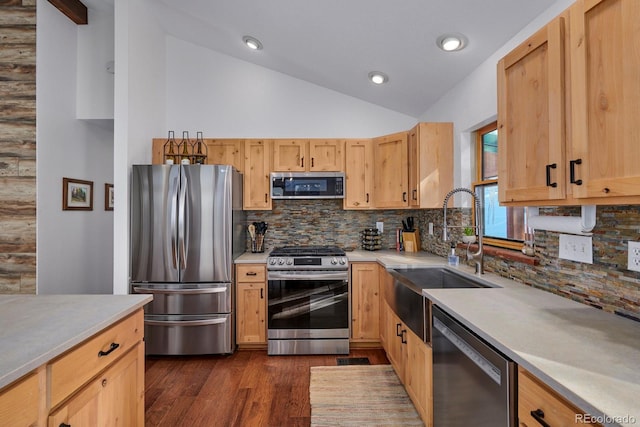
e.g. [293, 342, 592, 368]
[432, 305, 515, 427]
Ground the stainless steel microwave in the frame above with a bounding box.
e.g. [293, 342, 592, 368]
[270, 172, 345, 199]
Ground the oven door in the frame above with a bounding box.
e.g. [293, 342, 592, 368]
[267, 270, 349, 338]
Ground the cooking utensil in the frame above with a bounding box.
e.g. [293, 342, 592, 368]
[248, 224, 256, 239]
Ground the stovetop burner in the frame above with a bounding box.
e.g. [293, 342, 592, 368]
[269, 245, 346, 257]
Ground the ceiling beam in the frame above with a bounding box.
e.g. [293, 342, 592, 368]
[47, 0, 88, 25]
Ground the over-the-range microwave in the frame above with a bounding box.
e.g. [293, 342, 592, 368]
[270, 172, 345, 199]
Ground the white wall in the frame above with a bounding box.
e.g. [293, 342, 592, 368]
[36, 0, 114, 294]
[165, 37, 416, 139]
[76, 6, 115, 120]
[419, 0, 575, 205]
[113, 0, 167, 294]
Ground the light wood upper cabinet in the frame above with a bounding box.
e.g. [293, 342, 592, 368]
[569, 0, 640, 201]
[408, 123, 453, 208]
[206, 139, 244, 172]
[350, 262, 380, 342]
[373, 131, 409, 208]
[272, 139, 344, 171]
[497, 15, 567, 205]
[244, 140, 272, 210]
[499, 0, 640, 206]
[344, 139, 373, 209]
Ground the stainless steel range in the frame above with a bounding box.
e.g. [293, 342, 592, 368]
[267, 246, 349, 355]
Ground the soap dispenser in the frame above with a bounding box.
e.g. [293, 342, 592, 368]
[448, 243, 459, 266]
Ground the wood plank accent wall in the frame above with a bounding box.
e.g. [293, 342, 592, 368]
[0, 0, 37, 294]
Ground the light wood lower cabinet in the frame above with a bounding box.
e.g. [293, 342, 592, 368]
[236, 264, 267, 346]
[350, 262, 380, 343]
[518, 366, 600, 427]
[0, 310, 145, 427]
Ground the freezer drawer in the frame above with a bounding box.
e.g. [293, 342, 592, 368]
[132, 283, 232, 315]
[144, 314, 234, 355]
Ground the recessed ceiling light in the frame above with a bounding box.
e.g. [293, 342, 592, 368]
[436, 34, 468, 52]
[242, 35, 263, 51]
[368, 71, 389, 85]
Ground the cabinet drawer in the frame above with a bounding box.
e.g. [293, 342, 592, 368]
[237, 264, 266, 282]
[50, 310, 143, 408]
[0, 371, 39, 426]
[518, 367, 599, 426]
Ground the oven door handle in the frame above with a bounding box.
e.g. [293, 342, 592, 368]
[267, 271, 348, 281]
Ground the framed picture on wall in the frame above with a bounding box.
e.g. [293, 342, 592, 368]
[62, 178, 93, 211]
[105, 183, 114, 211]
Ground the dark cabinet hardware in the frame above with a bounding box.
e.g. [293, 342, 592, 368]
[412, 189, 417, 200]
[401, 329, 407, 344]
[260, 288, 264, 299]
[545, 163, 557, 187]
[396, 323, 402, 337]
[264, 193, 268, 203]
[246, 271, 257, 276]
[59, 423, 71, 427]
[365, 193, 369, 203]
[301, 157, 304, 168]
[530, 409, 551, 427]
[311, 158, 314, 167]
[570, 158, 583, 185]
[402, 192, 407, 202]
[98, 342, 120, 357]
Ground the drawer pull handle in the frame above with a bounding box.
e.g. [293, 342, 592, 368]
[59, 423, 71, 427]
[396, 323, 402, 337]
[401, 329, 407, 344]
[545, 163, 557, 187]
[530, 409, 551, 427]
[246, 272, 258, 276]
[98, 342, 120, 357]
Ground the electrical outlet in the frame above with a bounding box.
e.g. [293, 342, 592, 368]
[428, 223, 434, 235]
[628, 241, 640, 272]
[376, 221, 384, 234]
[558, 234, 593, 264]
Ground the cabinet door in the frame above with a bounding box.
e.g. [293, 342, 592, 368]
[236, 282, 267, 344]
[0, 372, 39, 427]
[373, 132, 409, 208]
[344, 140, 373, 209]
[308, 140, 344, 171]
[569, 0, 640, 200]
[350, 263, 380, 341]
[272, 140, 307, 171]
[498, 16, 567, 204]
[206, 139, 244, 172]
[385, 302, 406, 383]
[49, 345, 143, 427]
[244, 140, 272, 210]
[405, 328, 433, 427]
[409, 123, 453, 208]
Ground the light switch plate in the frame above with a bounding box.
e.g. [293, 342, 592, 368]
[428, 223, 434, 235]
[376, 221, 384, 234]
[628, 241, 640, 272]
[559, 234, 593, 264]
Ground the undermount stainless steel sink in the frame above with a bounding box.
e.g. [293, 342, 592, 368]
[388, 267, 496, 293]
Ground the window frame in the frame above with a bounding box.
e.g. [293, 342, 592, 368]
[472, 122, 524, 251]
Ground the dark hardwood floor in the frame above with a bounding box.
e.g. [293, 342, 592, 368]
[145, 349, 389, 427]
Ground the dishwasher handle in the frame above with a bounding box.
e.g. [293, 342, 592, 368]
[433, 316, 502, 385]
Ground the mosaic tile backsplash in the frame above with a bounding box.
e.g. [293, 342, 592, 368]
[247, 200, 640, 321]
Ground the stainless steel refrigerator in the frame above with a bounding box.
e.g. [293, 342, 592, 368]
[130, 164, 245, 355]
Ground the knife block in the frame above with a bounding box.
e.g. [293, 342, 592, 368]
[403, 231, 420, 252]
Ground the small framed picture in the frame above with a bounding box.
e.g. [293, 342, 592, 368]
[105, 183, 114, 211]
[62, 178, 93, 211]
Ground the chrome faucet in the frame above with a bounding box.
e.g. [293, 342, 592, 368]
[442, 187, 484, 275]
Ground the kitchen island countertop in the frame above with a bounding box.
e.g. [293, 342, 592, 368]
[0, 294, 152, 390]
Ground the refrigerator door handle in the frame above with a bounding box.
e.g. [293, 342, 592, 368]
[145, 317, 228, 327]
[133, 286, 228, 294]
[178, 170, 188, 270]
[169, 175, 179, 269]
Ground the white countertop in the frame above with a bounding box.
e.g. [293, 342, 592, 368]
[0, 294, 152, 390]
